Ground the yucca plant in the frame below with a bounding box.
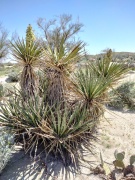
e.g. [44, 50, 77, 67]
[38, 15, 85, 106]
[90, 49, 128, 83]
[42, 104, 97, 166]
[0, 91, 48, 155]
[10, 25, 42, 99]
[73, 51, 128, 118]
[43, 41, 84, 106]
[72, 67, 113, 118]
[0, 92, 97, 166]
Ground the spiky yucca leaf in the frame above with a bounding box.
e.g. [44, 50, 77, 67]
[73, 67, 112, 117]
[39, 22, 85, 106]
[42, 42, 84, 106]
[43, 41, 84, 74]
[74, 66, 112, 103]
[10, 38, 42, 98]
[90, 53, 128, 83]
[0, 93, 96, 166]
[11, 38, 42, 66]
[75, 68, 111, 100]
[38, 104, 97, 166]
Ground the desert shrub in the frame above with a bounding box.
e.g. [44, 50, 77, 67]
[7, 72, 19, 82]
[73, 67, 113, 118]
[108, 81, 135, 110]
[0, 128, 14, 173]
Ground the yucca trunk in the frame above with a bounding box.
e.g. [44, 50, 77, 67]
[45, 68, 65, 106]
[21, 65, 38, 99]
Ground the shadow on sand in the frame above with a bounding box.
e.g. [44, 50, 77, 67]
[0, 147, 94, 180]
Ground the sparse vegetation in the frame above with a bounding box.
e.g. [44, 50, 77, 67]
[0, 63, 21, 77]
[108, 81, 135, 111]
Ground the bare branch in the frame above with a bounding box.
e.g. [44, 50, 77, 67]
[37, 14, 83, 51]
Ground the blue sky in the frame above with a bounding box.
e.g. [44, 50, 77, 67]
[0, 0, 135, 54]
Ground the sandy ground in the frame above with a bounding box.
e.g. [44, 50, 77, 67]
[0, 72, 135, 180]
[0, 76, 8, 84]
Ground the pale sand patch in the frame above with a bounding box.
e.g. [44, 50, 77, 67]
[117, 70, 135, 85]
[0, 76, 8, 84]
[0, 75, 19, 91]
[96, 109, 135, 164]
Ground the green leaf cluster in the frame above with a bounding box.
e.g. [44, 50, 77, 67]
[0, 92, 96, 165]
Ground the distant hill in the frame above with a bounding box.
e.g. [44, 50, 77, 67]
[2, 52, 135, 67]
[113, 52, 135, 60]
[81, 52, 135, 62]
